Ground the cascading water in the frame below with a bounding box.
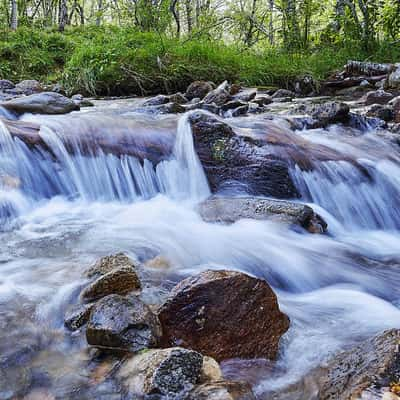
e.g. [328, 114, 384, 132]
[0, 101, 399, 400]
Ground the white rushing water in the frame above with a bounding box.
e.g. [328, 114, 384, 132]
[0, 105, 399, 399]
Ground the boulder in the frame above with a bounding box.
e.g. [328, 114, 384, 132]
[169, 92, 188, 104]
[189, 111, 299, 199]
[305, 101, 350, 126]
[64, 303, 94, 331]
[234, 89, 257, 102]
[252, 95, 273, 106]
[366, 104, 394, 122]
[136, 102, 185, 114]
[0, 80, 15, 90]
[230, 105, 249, 117]
[158, 269, 290, 362]
[388, 64, 400, 89]
[186, 380, 256, 400]
[1, 92, 79, 115]
[221, 100, 248, 112]
[185, 81, 214, 100]
[272, 89, 295, 99]
[203, 81, 232, 106]
[15, 80, 43, 94]
[86, 294, 162, 352]
[229, 84, 242, 95]
[142, 95, 170, 107]
[198, 196, 327, 233]
[81, 265, 141, 302]
[117, 347, 203, 396]
[365, 89, 395, 105]
[85, 253, 138, 278]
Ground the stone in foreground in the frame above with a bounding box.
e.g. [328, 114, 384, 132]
[81, 265, 141, 302]
[186, 380, 256, 400]
[86, 294, 162, 352]
[199, 196, 327, 233]
[158, 270, 290, 361]
[2, 92, 79, 115]
[117, 347, 203, 396]
[64, 303, 94, 331]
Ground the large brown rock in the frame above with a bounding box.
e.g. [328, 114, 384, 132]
[189, 111, 299, 199]
[198, 196, 327, 233]
[186, 380, 256, 400]
[185, 81, 214, 100]
[117, 347, 204, 396]
[158, 270, 289, 362]
[85, 253, 139, 278]
[86, 294, 162, 352]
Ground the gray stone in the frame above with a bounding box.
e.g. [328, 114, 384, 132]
[64, 303, 94, 331]
[86, 294, 162, 352]
[185, 81, 214, 100]
[203, 81, 232, 106]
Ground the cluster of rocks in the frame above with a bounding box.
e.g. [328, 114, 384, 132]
[0, 79, 93, 115]
[135, 80, 277, 118]
[64, 253, 290, 399]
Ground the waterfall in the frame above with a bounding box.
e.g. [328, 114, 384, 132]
[291, 159, 400, 230]
[0, 112, 210, 226]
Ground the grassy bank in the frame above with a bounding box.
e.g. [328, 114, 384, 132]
[1, 26, 399, 96]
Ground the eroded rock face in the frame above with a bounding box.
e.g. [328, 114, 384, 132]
[80, 265, 141, 302]
[117, 347, 203, 396]
[198, 196, 327, 233]
[185, 81, 214, 100]
[189, 111, 299, 199]
[86, 294, 162, 352]
[2, 92, 79, 115]
[158, 269, 290, 362]
[186, 380, 256, 400]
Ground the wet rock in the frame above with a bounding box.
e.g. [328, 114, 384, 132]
[185, 81, 214, 101]
[199, 102, 220, 114]
[169, 92, 188, 104]
[15, 80, 43, 94]
[221, 100, 248, 112]
[136, 102, 185, 114]
[64, 303, 94, 331]
[294, 75, 317, 96]
[142, 95, 170, 107]
[229, 84, 242, 95]
[71, 94, 94, 107]
[253, 95, 272, 106]
[234, 89, 257, 102]
[199, 196, 327, 233]
[365, 89, 395, 105]
[0, 80, 15, 90]
[304, 101, 350, 126]
[230, 104, 249, 117]
[186, 380, 256, 400]
[201, 356, 222, 382]
[189, 111, 299, 199]
[2, 92, 79, 115]
[275, 329, 400, 400]
[117, 347, 203, 396]
[366, 104, 394, 122]
[81, 265, 141, 302]
[203, 81, 232, 106]
[272, 89, 295, 99]
[388, 64, 400, 89]
[158, 269, 290, 361]
[86, 253, 139, 278]
[389, 96, 400, 123]
[86, 294, 162, 352]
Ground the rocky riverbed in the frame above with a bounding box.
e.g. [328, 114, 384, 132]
[0, 62, 400, 400]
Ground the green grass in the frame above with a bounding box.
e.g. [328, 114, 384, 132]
[0, 25, 399, 96]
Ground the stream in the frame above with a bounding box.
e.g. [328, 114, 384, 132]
[0, 98, 400, 399]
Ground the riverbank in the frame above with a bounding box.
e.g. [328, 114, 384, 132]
[1, 26, 400, 96]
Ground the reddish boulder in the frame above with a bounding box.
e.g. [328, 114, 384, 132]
[157, 270, 289, 362]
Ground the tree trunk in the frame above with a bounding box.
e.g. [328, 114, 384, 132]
[59, 0, 68, 31]
[10, 0, 18, 30]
